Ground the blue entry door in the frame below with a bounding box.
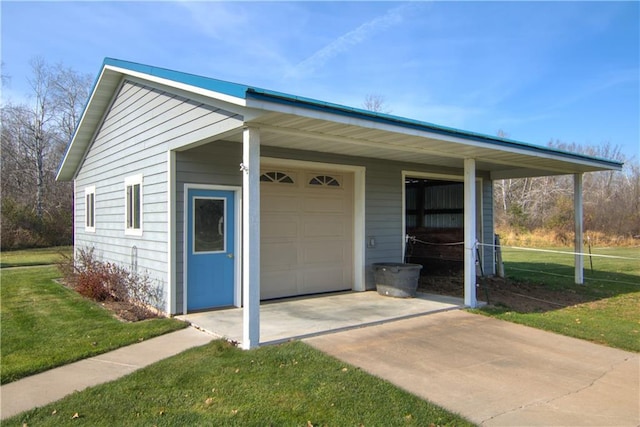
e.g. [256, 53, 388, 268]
[187, 188, 235, 311]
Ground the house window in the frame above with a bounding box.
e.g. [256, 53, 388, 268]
[309, 175, 341, 187]
[260, 171, 294, 183]
[125, 175, 143, 236]
[85, 186, 95, 232]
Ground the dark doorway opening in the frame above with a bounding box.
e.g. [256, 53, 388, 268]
[404, 178, 464, 276]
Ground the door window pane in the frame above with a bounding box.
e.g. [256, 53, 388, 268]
[194, 198, 225, 253]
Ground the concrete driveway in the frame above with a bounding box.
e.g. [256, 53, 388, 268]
[305, 310, 639, 426]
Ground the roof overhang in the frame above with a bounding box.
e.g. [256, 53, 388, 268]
[242, 91, 622, 179]
[56, 60, 250, 181]
[57, 58, 623, 182]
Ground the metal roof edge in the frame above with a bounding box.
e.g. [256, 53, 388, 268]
[58, 58, 624, 181]
[246, 88, 624, 170]
[56, 63, 111, 180]
[103, 58, 250, 99]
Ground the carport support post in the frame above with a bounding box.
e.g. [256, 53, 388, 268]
[574, 173, 584, 285]
[242, 127, 261, 349]
[464, 158, 477, 307]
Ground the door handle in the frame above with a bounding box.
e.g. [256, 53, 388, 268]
[227, 253, 234, 259]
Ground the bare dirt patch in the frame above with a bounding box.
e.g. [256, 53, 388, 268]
[98, 299, 160, 322]
[420, 273, 591, 312]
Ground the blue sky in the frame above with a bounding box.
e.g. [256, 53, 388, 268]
[2, 1, 638, 160]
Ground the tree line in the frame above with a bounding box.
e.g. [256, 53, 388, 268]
[494, 137, 639, 240]
[1, 62, 637, 250]
[1, 58, 91, 249]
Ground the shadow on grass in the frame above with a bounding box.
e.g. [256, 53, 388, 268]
[420, 260, 639, 314]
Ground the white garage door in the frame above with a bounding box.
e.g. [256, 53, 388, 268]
[261, 168, 354, 300]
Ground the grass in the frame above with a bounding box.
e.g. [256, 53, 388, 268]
[498, 246, 639, 290]
[8, 340, 472, 427]
[2, 247, 471, 425]
[0, 246, 73, 268]
[475, 245, 640, 352]
[0, 266, 187, 383]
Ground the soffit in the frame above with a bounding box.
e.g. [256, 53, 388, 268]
[222, 112, 618, 179]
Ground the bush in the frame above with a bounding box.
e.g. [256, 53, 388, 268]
[1, 197, 73, 250]
[59, 248, 164, 321]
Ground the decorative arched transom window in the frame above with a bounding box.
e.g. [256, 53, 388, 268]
[308, 175, 341, 187]
[260, 171, 294, 184]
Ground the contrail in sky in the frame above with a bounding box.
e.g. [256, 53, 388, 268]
[287, 3, 422, 78]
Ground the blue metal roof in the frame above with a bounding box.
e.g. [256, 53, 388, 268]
[88, 58, 623, 170]
[104, 58, 250, 99]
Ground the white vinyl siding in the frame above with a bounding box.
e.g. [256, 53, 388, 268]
[85, 186, 95, 232]
[74, 80, 242, 314]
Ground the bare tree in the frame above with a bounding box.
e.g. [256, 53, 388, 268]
[1, 57, 91, 248]
[494, 135, 639, 238]
[52, 63, 92, 143]
[363, 94, 391, 114]
[1, 61, 9, 86]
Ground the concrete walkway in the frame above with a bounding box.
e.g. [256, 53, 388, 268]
[0, 327, 214, 420]
[1, 291, 460, 420]
[3, 305, 638, 425]
[306, 310, 640, 426]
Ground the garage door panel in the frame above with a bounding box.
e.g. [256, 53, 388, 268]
[303, 197, 345, 213]
[262, 242, 298, 268]
[261, 167, 353, 300]
[262, 194, 300, 212]
[261, 271, 297, 300]
[302, 242, 348, 264]
[302, 268, 348, 294]
[262, 216, 299, 239]
[303, 220, 346, 238]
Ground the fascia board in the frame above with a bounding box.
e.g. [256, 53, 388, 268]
[104, 65, 247, 108]
[56, 67, 120, 181]
[123, 74, 263, 121]
[246, 96, 623, 172]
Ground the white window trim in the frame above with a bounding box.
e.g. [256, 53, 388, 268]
[124, 174, 143, 236]
[84, 186, 96, 233]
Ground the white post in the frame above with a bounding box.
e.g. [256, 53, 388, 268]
[167, 150, 176, 315]
[242, 127, 260, 349]
[464, 158, 477, 307]
[574, 173, 584, 285]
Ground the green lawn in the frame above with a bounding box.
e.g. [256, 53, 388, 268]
[499, 245, 639, 290]
[9, 340, 472, 427]
[0, 246, 73, 268]
[0, 266, 187, 383]
[476, 246, 640, 352]
[2, 249, 471, 426]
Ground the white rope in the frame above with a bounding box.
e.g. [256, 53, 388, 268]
[407, 236, 464, 246]
[508, 266, 640, 286]
[477, 242, 640, 261]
